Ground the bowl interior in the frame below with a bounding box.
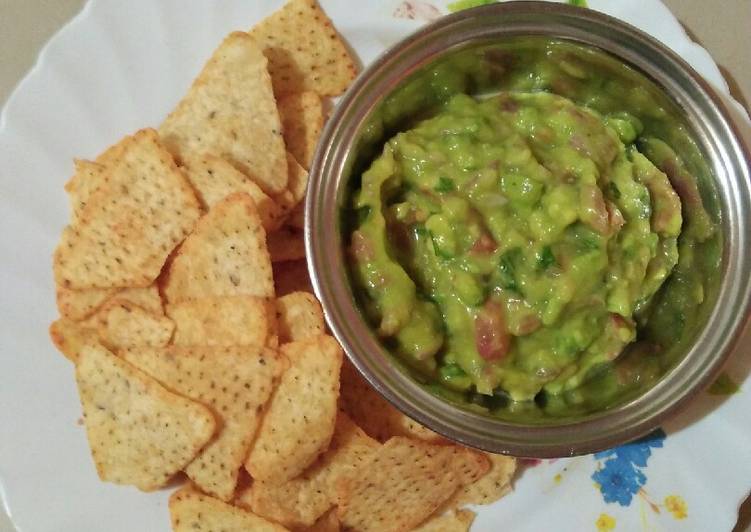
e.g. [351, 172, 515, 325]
[307, 3, 751, 456]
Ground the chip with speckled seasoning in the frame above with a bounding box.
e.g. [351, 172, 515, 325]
[75, 343, 215, 491]
[245, 335, 343, 484]
[169, 485, 287, 532]
[160, 32, 288, 195]
[53, 128, 201, 290]
[336, 437, 489, 532]
[164, 192, 274, 303]
[249, 0, 358, 97]
[122, 345, 287, 501]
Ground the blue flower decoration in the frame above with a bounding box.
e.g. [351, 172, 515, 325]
[592, 429, 666, 506]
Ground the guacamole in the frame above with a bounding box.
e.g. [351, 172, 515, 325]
[349, 91, 687, 402]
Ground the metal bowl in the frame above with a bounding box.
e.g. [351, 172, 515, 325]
[305, 1, 751, 457]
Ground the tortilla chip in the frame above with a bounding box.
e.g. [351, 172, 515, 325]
[75, 343, 215, 491]
[442, 453, 516, 508]
[54, 129, 201, 289]
[167, 296, 275, 347]
[180, 154, 282, 230]
[276, 291, 324, 343]
[301, 508, 340, 532]
[164, 193, 274, 303]
[170, 485, 288, 532]
[123, 345, 286, 501]
[339, 360, 443, 443]
[273, 153, 309, 219]
[413, 509, 476, 532]
[268, 226, 306, 263]
[65, 159, 108, 223]
[96, 300, 174, 350]
[95, 135, 130, 165]
[239, 413, 378, 527]
[336, 438, 487, 532]
[49, 318, 99, 362]
[273, 259, 314, 296]
[56, 286, 116, 321]
[278, 91, 324, 169]
[160, 32, 288, 195]
[245, 336, 342, 484]
[249, 0, 358, 96]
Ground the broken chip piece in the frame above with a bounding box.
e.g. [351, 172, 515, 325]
[75, 343, 215, 491]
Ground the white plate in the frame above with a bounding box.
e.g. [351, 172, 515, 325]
[1, 1, 749, 531]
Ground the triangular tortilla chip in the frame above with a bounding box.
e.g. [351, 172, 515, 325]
[56, 286, 116, 321]
[336, 438, 488, 532]
[123, 345, 286, 501]
[75, 343, 215, 491]
[169, 485, 288, 532]
[239, 413, 378, 528]
[160, 32, 288, 195]
[164, 193, 274, 303]
[245, 336, 342, 484]
[180, 154, 282, 230]
[167, 296, 275, 347]
[278, 91, 324, 169]
[276, 291, 324, 343]
[249, 0, 358, 96]
[54, 129, 201, 289]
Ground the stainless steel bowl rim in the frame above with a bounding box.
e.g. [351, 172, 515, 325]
[305, 1, 751, 457]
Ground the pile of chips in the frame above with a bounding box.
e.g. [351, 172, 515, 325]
[48, 1, 516, 530]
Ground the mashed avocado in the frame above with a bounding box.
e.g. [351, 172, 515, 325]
[349, 91, 685, 401]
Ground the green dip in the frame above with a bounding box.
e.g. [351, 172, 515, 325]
[346, 39, 719, 419]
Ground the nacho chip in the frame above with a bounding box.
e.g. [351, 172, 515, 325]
[268, 226, 306, 263]
[49, 318, 99, 362]
[97, 300, 174, 350]
[95, 135, 130, 165]
[54, 128, 201, 289]
[180, 154, 281, 230]
[160, 32, 288, 195]
[276, 291, 324, 343]
[413, 509, 476, 532]
[273, 259, 314, 296]
[64, 159, 108, 223]
[239, 413, 378, 527]
[167, 296, 274, 347]
[336, 438, 487, 532]
[56, 286, 116, 321]
[273, 153, 309, 219]
[164, 193, 274, 303]
[170, 485, 288, 532]
[339, 360, 443, 443]
[278, 91, 324, 169]
[245, 336, 342, 484]
[249, 0, 358, 96]
[75, 343, 215, 491]
[123, 345, 286, 501]
[442, 453, 516, 508]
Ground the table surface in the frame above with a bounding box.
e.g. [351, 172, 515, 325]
[0, 1, 748, 531]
